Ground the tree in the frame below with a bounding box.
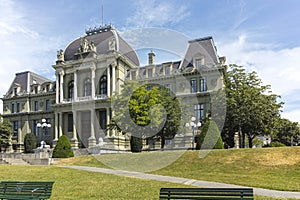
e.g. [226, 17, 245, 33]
[52, 135, 74, 158]
[108, 80, 181, 151]
[0, 116, 13, 152]
[196, 120, 224, 150]
[273, 118, 300, 146]
[222, 64, 283, 148]
[24, 133, 37, 153]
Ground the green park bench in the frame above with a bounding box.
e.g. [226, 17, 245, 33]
[0, 181, 54, 200]
[159, 188, 254, 200]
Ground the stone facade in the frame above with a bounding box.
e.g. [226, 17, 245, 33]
[2, 25, 226, 152]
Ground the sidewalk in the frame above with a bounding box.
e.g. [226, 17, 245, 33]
[61, 165, 300, 199]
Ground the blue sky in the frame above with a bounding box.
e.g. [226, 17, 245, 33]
[1, 0, 300, 123]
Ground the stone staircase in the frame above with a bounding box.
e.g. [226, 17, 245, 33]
[1, 157, 30, 165]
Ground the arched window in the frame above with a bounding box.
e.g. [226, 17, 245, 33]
[99, 75, 107, 95]
[68, 80, 74, 99]
[83, 78, 91, 96]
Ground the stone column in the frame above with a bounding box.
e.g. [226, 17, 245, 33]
[71, 111, 78, 149]
[107, 67, 111, 97]
[111, 64, 116, 93]
[16, 121, 22, 152]
[106, 107, 110, 137]
[59, 71, 64, 103]
[59, 112, 63, 138]
[91, 66, 96, 99]
[88, 109, 96, 147]
[74, 70, 78, 101]
[53, 112, 59, 146]
[55, 72, 59, 104]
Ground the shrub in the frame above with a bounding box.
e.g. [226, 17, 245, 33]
[130, 136, 143, 153]
[196, 120, 224, 150]
[271, 141, 286, 147]
[52, 135, 74, 158]
[24, 133, 37, 153]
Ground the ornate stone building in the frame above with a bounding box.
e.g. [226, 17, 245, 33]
[2, 25, 226, 152]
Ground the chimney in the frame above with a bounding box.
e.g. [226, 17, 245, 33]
[148, 51, 155, 65]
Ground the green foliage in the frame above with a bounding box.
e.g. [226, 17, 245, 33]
[52, 135, 74, 158]
[196, 120, 224, 150]
[271, 141, 286, 147]
[222, 64, 283, 148]
[130, 136, 143, 153]
[0, 117, 13, 151]
[24, 133, 37, 153]
[272, 118, 300, 146]
[109, 81, 182, 150]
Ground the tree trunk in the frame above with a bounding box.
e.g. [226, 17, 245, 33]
[161, 136, 165, 149]
[248, 135, 254, 148]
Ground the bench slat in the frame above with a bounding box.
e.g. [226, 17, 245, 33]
[159, 188, 254, 200]
[0, 181, 54, 200]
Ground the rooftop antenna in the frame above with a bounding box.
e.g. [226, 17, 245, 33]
[101, 0, 104, 26]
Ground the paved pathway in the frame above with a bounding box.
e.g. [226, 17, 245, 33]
[61, 165, 300, 199]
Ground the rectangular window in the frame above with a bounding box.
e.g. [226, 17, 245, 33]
[12, 121, 18, 139]
[34, 101, 38, 111]
[165, 66, 171, 75]
[33, 120, 38, 136]
[199, 78, 207, 92]
[11, 103, 15, 113]
[194, 104, 205, 122]
[68, 114, 73, 132]
[46, 85, 49, 92]
[14, 88, 18, 95]
[34, 86, 38, 94]
[45, 100, 50, 111]
[131, 71, 136, 80]
[148, 68, 153, 78]
[45, 118, 51, 135]
[99, 110, 107, 129]
[16, 102, 20, 113]
[190, 79, 197, 93]
[165, 84, 172, 91]
[195, 58, 203, 68]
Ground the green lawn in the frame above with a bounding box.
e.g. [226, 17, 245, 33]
[0, 165, 296, 200]
[56, 147, 300, 192]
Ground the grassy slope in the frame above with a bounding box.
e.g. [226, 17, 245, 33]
[153, 147, 300, 192]
[56, 147, 300, 192]
[0, 165, 296, 200]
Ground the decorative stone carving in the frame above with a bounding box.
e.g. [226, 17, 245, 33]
[56, 49, 64, 61]
[79, 37, 89, 53]
[88, 41, 96, 52]
[109, 38, 116, 51]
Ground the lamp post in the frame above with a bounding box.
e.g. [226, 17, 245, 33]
[185, 117, 201, 150]
[37, 118, 51, 148]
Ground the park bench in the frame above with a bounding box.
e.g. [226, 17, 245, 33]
[0, 181, 54, 200]
[160, 188, 254, 200]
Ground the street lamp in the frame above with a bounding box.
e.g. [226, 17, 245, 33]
[185, 117, 201, 150]
[37, 118, 51, 148]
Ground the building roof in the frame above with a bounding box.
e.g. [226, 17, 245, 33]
[180, 36, 220, 69]
[4, 71, 52, 98]
[63, 25, 140, 66]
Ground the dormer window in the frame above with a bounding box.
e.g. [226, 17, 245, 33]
[14, 88, 18, 96]
[194, 56, 204, 68]
[148, 68, 153, 78]
[34, 86, 38, 94]
[165, 66, 171, 75]
[131, 71, 136, 80]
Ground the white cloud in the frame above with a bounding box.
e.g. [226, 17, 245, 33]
[126, 0, 190, 28]
[0, 0, 60, 114]
[218, 34, 300, 122]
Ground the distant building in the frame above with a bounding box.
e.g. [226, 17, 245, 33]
[2, 25, 226, 152]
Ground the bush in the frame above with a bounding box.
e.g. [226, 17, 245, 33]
[196, 120, 224, 150]
[52, 135, 74, 158]
[271, 141, 286, 147]
[24, 133, 37, 153]
[130, 136, 143, 153]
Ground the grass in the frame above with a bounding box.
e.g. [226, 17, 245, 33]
[55, 147, 300, 192]
[0, 165, 296, 200]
